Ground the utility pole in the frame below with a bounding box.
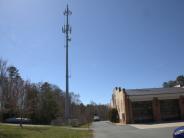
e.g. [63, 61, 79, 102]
[62, 4, 72, 122]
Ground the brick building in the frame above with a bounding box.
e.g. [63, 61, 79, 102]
[111, 87, 184, 124]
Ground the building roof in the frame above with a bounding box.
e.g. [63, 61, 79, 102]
[125, 87, 184, 96]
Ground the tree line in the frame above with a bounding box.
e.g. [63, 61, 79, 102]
[163, 75, 184, 88]
[0, 58, 109, 125]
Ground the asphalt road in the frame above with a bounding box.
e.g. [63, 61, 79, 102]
[92, 121, 176, 138]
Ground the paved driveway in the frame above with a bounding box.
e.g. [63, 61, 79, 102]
[92, 121, 176, 138]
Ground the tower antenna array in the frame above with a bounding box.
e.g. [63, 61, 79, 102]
[62, 4, 72, 121]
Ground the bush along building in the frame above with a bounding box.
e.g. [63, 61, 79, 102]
[111, 87, 184, 124]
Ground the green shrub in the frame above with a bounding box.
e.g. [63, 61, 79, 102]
[109, 108, 119, 123]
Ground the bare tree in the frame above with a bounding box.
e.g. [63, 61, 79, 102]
[0, 59, 8, 121]
[16, 78, 26, 128]
[6, 66, 20, 118]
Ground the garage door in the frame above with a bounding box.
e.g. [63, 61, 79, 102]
[160, 99, 180, 121]
[132, 101, 153, 123]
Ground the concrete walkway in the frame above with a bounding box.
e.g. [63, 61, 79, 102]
[130, 122, 184, 129]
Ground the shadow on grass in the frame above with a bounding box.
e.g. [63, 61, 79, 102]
[0, 133, 24, 138]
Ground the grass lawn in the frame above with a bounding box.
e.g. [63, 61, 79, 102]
[80, 123, 91, 128]
[0, 124, 92, 138]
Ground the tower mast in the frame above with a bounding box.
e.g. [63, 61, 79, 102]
[62, 4, 72, 121]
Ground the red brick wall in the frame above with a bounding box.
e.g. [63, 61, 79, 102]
[123, 90, 133, 124]
[128, 99, 134, 123]
[123, 91, 129, 124]
[179, 96, 184, 120]
[152, 97, 161, 122]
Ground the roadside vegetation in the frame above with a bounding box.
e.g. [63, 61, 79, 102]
[109, 108, 119, 123]
[0, 124, 92, 138]
[0, 58, 109, 127]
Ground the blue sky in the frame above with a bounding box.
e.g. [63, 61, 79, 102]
[0, 0, 184, 104]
